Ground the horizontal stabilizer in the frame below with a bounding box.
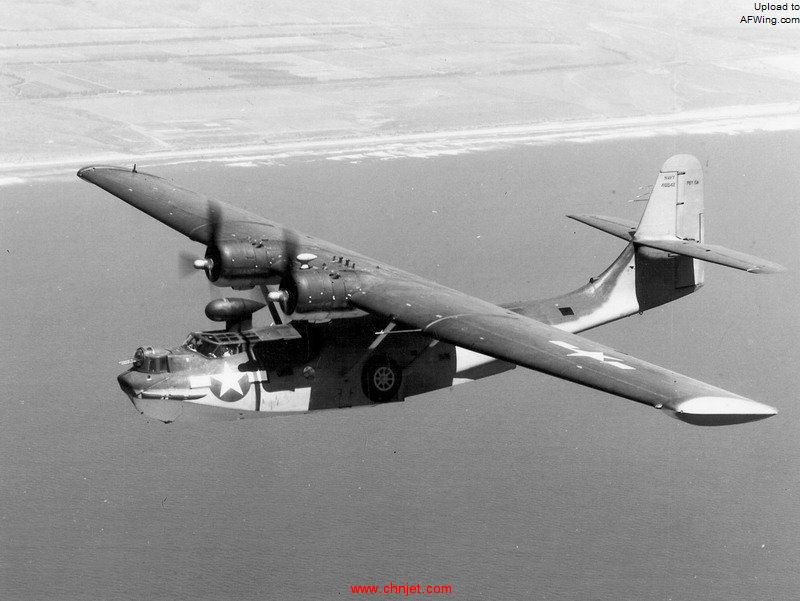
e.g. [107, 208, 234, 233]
[635, 238, 786, 274]
[567, 214, 637, 241]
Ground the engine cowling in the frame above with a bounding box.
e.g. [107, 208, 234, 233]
[274, 270, 358, 314]
[204, 241, 288, 288]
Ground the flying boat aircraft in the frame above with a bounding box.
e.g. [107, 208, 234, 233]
[78, 155, 784, 425]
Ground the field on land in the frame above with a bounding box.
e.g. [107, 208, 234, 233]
[2, 1, 800, 177]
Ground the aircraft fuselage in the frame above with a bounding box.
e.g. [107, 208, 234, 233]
[118, 316, 514, 422]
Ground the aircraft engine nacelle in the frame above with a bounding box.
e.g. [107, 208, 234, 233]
[203, 241, 287, 288]
[273, 270, 360, 314]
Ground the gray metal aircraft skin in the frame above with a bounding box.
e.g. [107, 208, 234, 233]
[78, 155, 783, 426]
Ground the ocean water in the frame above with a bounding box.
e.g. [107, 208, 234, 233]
[1, 133, 798, 600]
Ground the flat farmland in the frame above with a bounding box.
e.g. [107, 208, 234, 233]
[2, 1, 800, 181]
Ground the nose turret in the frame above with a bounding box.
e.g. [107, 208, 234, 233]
[118, 347, 179, 422]
[117, 345, 213, 422]
[132, 346, 170, 373]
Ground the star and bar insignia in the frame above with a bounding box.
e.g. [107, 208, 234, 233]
[209, 364, 251, 402]
[549, 340, 635, 370]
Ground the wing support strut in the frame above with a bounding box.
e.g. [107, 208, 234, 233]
[368, 321, 397, 351]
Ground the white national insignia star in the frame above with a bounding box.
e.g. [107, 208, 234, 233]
[565, 348, 608, 362]
[213, 365, 245, 396]
[549, 340, 635, 370]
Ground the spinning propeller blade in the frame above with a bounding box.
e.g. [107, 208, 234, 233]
[178, 251, 198, 278]
[179, 208, 301, 326]
[263, 228, 303, 324]
[282, 227, 299, 276]
[179, 201, 224, 279]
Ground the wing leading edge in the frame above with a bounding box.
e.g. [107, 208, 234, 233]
[349, 276, 776, 426]
[77, 165, 279, 244]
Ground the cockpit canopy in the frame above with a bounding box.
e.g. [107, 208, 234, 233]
[182, 324, 302, 359]
[183, 332, 243, 358]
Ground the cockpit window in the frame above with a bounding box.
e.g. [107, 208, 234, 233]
[183, 334, 201, 352]
[180, 327, 303, 360]
[182, 333, 242, 358]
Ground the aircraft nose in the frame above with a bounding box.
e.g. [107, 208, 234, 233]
[117, 364, 168, 397]
[117, 371, 135, 397]
[116, 370, 183, 423]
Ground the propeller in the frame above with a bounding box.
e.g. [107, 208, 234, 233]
[176, 204, 310, 326]
[264, 228, 301, 324]
[178, 250, 199, 278]
[200, 201, 223, 280]
[283, 227, 299, 274]
[178, 201, 223, 280]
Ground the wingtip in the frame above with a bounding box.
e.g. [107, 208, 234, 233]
[566, 214, 594, 226]
[667, 396, 777, 426]
[566, 213, 587, 222]
[76, 165, 140, 181]
[749, 262, 788, 275]
[76, 165, 94, 180]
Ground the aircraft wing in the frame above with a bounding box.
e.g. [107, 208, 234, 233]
[77, 165, 396, 268]
[77, 165, 281, 244]
[349, 276, 776, 426]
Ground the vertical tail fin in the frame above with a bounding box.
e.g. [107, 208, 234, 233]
[635, 154, 705, 289]
[636, 154, 704, 242]
[515, 154, 782, 333]
[514, 155, 707, 332]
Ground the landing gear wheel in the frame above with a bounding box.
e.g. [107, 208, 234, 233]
[361, 355, 402, 403]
